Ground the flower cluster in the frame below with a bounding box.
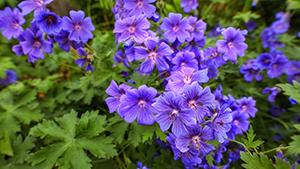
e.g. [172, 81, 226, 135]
[0, 0, 96, 71]
[106, 80, 256, 168]
[107, 1, 257, 167]
[240, 12, 299, 105]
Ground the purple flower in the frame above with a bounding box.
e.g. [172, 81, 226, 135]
[262, 87, 279, 102]
[18, 0, 53, 16]
[62, 10, 95, 43]
[134, 39, 173, 73]
[186, 16, 206, 42]
[275, 12, 290, 20]
[150, 13, 161, 23]
[182, 82, 215, 123]
[204, 47, 226, 68]
[160, 13, 192, 43]
[114, 50, 129, 67]
[105, 81, 132, 117]
[240, 59, 263, 82]
[269, 105, 285, 117]
[166, 133, 201, 166]
[113, 15, 150, 44]
[152, 92, 196, 137]
[267, 54, 288, 79]
[260, 27, 277, 48]
[216, 27, 248, 62]
[271, 19, 290, 34]
[286, 60, 300, 76]
[75, 56, 95, 72]
[166, 67, 209, 94]
[175, 124, 215, 155]
[269, 41, 284, 52]
[0, 70, 18, 86]
[120, 85, 157, 125]
[180, 0, 199, 13]
[0, 7, 25, 40]
[124, 0, 156, 18]
[211, 105, 233, 143]
[137, 161, 149, 169]
[171, 51, 198, 71]
[252, 0, 258, 7]
[35, 11, 62, 35]
[112, 0, 130, 20]
[230, 110, 250, 135]
[245, 20, 256, 31]
[289, 97, 298, 105]
[20, 28, 53, 63]
[256, 53, 273, 69]
[236, 97, 257, 118]
[53, 30, 84, 52]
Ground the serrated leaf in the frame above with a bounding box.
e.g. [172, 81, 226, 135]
[0, 89, 42, 156]
[0, 131, 14, 156]
[12, 135, 36, 164]
[287, 0, 300, 10]
[240, 152, 275, 169]
[108, 115, 129, 144]
[233, 11, 260, 23]
[128, 122, 155, 147]
[277, 82, 300, 103]
[274, 157, 291, 169]
[28, 110, 116, 169]
[288, 124, 300, 154]
[242, 126, 264, 150]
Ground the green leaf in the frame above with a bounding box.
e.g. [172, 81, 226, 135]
[233, 11, 260, 23]
[240, 152, 275, 169]
[287, 0, 300, 10]
[277, 81, 300, 103]
[274, 157, 291, 169]
[0, 89, 42, 156]
[0, 57, 15, 78]
[241, 126, 264, 150]
[288, 124, 300, 154]
[108, 116, 129, 144]
[206, 152, 214, 167]
[28, 110, 117, 169]
[0, 131, 14, 156]
[128, 122, 155, 147]
[11, 135, 36, 164]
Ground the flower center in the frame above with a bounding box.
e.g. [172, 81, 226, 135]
[47, 15, 55, 23]
[37, 0, 44, 6]
[183, 76, 192, 84]
[149, 51, 157, 59]
[139, 100, 146, 106]
[189, 0, 193, 4]
[75, 24, 81, 30]
[33, 41, 41, 48]
[137, 1, 143, 7]
[212, 51, 218, 57]
[12, 22, 19, 29]
[189, 100, 197, 110]
[264, 59, 269, 64]
[227, 41, 235, 48]
[234, 120, 240, 126]
[242, 105, 247, 110]
[273, 64, 278, 69]
[180, 62, 186, 67]
[173, 25, 179, 32]
[128, 26, 136, 33]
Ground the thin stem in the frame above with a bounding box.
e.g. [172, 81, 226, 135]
[226, 138, 253, 157]
[262, 146, 290, 154]
[226, 138, 253, 155]
[147, 71, 167, 85]
[47, 54, 86, 73]
[118, 143, 131, 155]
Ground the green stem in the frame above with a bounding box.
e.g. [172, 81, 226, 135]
[262, 146, 291, 154]
[47, 54, 86, 73]
[147, 71, 167, 85]
[118, 143, 131, 155]
[226, 138, 253, 157]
